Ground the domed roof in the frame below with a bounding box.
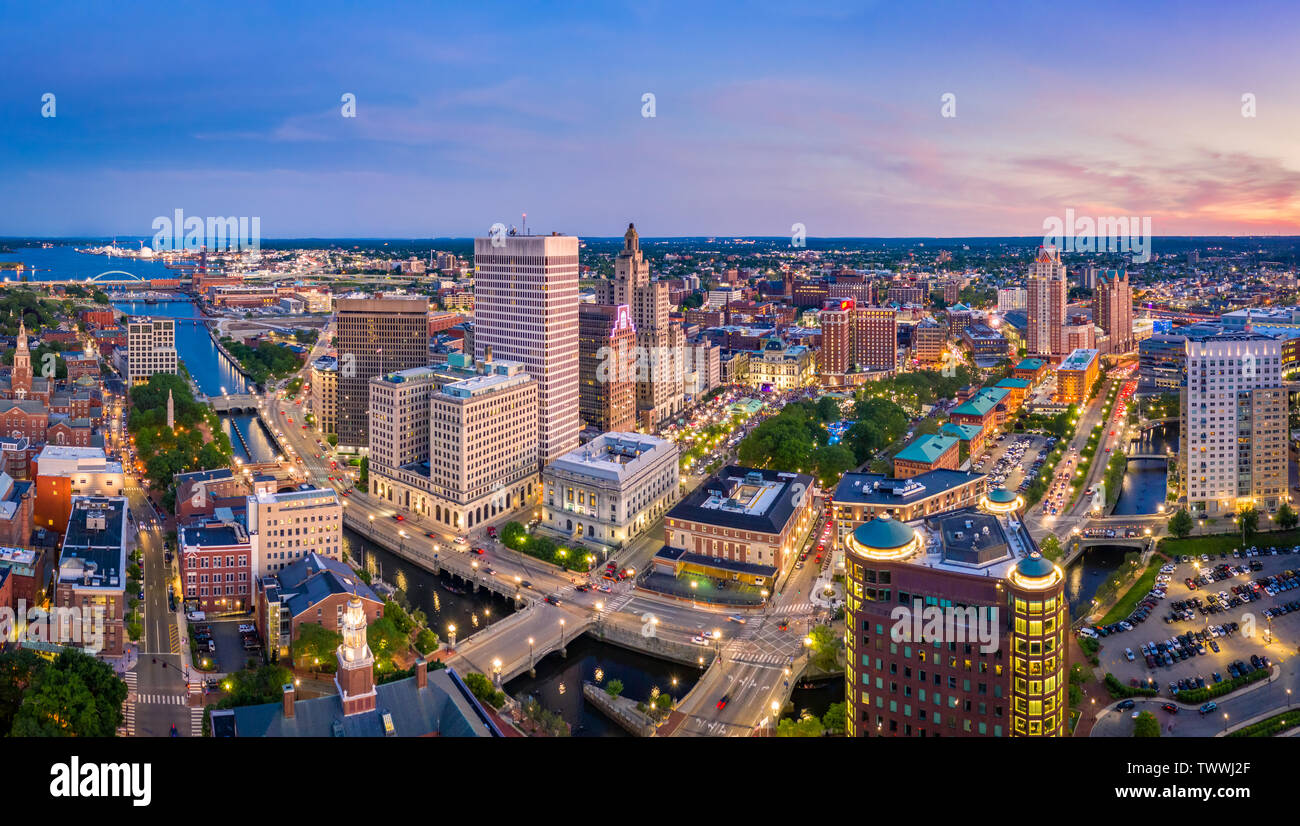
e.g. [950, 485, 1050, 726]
[1016, 552, 1055, 579]
[852, 514, 916, 551]
[987, 487, 1018, 504]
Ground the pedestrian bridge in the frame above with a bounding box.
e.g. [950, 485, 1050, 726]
[208, 393, 261, 413]
[1127, 453, 1170, 461]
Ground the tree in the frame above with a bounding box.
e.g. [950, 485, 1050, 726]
[1167, 508, 1193, 539]
[807, 624, 841, 671]
[9, 650, 127, 737]
[218, 664, 294, 709]
[366, 615, 409, 667]
[1278, 502, 1298, 532]
[292, 622, 343, 670]
[811, 444, 855, 489]
[500, 521, 527, 549]
[463, 672, 506, 709]
[814, 395, 841, 423]
[1133, 710, 1161, 737]
[1237, 506, 1259, 543]
[0, 648, 46, 734]
[1039, 533, 1063, 562]
[822, 701, 847, 735]
[605, 679, 624, 699]
[776, 714, 824, 737]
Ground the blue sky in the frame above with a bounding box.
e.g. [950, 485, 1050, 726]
[5, 0, 1300, 238]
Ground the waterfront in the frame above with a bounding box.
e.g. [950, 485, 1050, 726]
[344, 529, 516, 642]
[1065, 545, 1128, 619]
[1112, 422, 1177, 516]
[504, 634, 703, 737]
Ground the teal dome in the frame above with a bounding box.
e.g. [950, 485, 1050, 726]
[852, 515, 916, 551]
[1016, 552, 1055, 579]
[987, 487, 1018, 504]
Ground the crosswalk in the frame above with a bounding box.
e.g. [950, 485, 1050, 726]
[190, 704, 205, 737]
[121, 671, 136, 736]
[135, 692, 189, 706]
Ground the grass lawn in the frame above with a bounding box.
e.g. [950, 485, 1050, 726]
[1098, 554, 1168, 625]
[1157, 529, 1300, 559]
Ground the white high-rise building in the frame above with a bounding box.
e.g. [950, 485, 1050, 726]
[473, 233, 580, 466]
[1027, 247, 1067, 358]
[1182, 333, 1288, 516]
[126, 317, 178, 386]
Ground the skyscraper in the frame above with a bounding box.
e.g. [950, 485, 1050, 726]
[1026, 247, 1067, 358]
[608, 224, 685, 429]
[1182, 333, 1288, 516]
[473, 232, 580, 465]
[579, 302, 636, 434]
[1093, 270, 1134, 354]
[334, 296, 430, 449]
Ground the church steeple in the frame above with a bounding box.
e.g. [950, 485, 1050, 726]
[623, 222, 638, 253]
[11, 320, 32, 398]
[334, 595, 377, 716]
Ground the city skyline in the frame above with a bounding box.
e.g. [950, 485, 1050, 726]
[7, 1, 1300, 238]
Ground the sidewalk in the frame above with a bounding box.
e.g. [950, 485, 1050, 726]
[1067, 635, 1109, 736]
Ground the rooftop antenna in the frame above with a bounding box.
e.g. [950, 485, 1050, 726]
[522, 212, 527, 236]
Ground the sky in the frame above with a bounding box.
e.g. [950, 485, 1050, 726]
[5, 0, 1300, 239]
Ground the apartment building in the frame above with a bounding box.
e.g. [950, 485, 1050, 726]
[126, 317, 178, 386]
[247, 480, 343, 576]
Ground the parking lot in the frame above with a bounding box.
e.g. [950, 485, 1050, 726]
[190, 618, 264, 673]
[972, 432, 1053, 494]
[1088, 546, 1300, 698]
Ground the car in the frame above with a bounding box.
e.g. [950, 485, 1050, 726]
[1161, 702, 1178, 714]
[186, 611, 206, 622]
[777, 618, 790, 631]
[574, 583, 590, 592]
[716, 694, 730, 710]
[238, 623, 255, 633]
[137, 589, 145, 600]
[453, 536, 468, 547]
[392, 514, 403, 521]
[543, 595, 561, 606]
[1116, 698, 1136, 710]
[471, 547, 486, 555]
[1199, 701, 1218, 715]
[597, 584, 612, 593]
[486, 526, 497, 538]
[692, 634, 707, 644]
[727, 614, 746, 624]
[1124, 647, 1135, 661]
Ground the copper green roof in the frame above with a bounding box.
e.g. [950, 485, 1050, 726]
[995, 377, 1030, 389]
[941, 422, 982, 440]
[1016, 552, 1056, 579]
[987, 487, 1018, 504]
[1015, 358, 1045, 371]
[951, 386, 1009, 417]
[852, 516, 916, 551]
[894, 434, 958, 464]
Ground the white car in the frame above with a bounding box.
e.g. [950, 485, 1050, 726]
[1124, 647, 1136, 661]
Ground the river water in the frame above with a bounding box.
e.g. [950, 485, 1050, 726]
[0, 244, 277, 462]
[1112, 422, 1177, 516]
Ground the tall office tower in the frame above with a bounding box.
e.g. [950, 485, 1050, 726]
[310, 355, 339, 436]
[334, 296, 430, 449]
[818, 299, 852, 374]
[126, 317, 178, 386]
[842, 502, 1067, 738]
[474, 232, 580, 466]
[1093, 270, 1134, 354]
[1182, 333, 1288, 516]
[578, 303, 636, 433]
[1080, 265, 1100, 290]
[852, 306, 898, 370]
[1026, 247, 1067, 358]
[610, 224, 685, 430]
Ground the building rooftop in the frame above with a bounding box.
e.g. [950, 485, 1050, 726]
[894, 434, 958, 465]
[271, 552, 380, 619]
[668, 466, 811, 534]
[951, 386, 1009, 417]
[1059, 348, 1100, 371]
[995, 377, 1031, 389]
[545, 432, 677, 485]
[832, 469, 985, 506]
[58, 496, 128, 591]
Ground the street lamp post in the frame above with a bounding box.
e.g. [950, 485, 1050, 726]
[447, 623, 457, 652]
[528, 636, 536, 678]
[492, 657, 502, 689]
[559, 619, 567, 658]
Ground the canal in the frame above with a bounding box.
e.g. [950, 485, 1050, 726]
[343, 529, 516, 640]
[1112, 422, 1177, 516]
[504, 634, 702, 737]
[1065, 544, 1134, 619]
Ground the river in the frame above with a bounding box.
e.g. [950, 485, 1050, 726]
[0, 244, 278, 462]
[1112, 422, 1177, 516]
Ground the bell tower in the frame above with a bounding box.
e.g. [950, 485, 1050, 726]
[11, 320, 32, 398]
[334, 595, 377, 716]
